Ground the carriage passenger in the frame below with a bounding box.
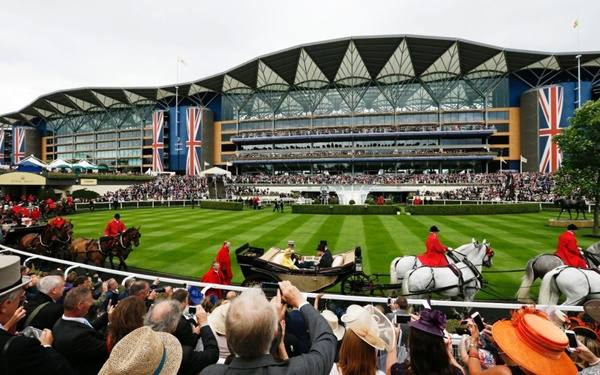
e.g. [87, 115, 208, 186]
[104, 213, 126, 238]
[418, 226, 450, 267]
[555, 223, 587, 268]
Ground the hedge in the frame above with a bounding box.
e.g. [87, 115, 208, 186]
[405, 203, 540, 215]
[292, 204, 399, 215]
[71, 189, 100, 200]
[200, 200, 243, 211]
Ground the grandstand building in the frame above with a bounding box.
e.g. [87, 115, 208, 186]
[0, 35, 598, 174]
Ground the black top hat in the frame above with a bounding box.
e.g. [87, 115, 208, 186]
[429, 225, 440, 233]
[567, 224, 578, 231]
[114, 213, 121, 219]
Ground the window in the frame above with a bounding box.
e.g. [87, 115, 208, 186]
[494, 124, 509, 132]
[489, 111, 509, 120]
[489, 136, 509, 145]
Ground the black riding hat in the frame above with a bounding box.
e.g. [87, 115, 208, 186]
[316, 240, 328, 251]
[430, 225, 440, 233]
[114, 213, 120, 219]
[567, 223, 578, 231]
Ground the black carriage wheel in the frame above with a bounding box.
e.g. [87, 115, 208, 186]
[341, 272, 373, 296]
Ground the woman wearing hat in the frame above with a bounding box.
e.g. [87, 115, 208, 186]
[465, 307, 577, 374]
[555, 224, 587, 268]
[332, 304, 395, 375]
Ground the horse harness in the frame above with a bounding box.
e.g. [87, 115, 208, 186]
[404, 260, 483, 297]
[551, 266, 600, 305]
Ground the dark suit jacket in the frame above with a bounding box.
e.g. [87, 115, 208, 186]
[0, 329, 75, 375]
[200, 304, 336, 375]
[174, 315, 199, 348]
[19, 292, 63, 330]
[52, 318, 109, 375]
[318, 250, 333, 268]
[180, 325, 219, 375]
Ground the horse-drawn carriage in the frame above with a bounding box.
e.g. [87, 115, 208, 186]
[2, 224, 46, 246]
[235, 243, 373, 294]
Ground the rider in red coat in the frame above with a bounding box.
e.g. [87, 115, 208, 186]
[215, 241, 233, 285]
[555, 224, 586, 268]
[104, 213, 126, 237]
[49, 216, 66, 229]
[46, 198, 56, 210]
[418, 226, 450, 267]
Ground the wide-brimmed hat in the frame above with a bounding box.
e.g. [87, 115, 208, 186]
[584, 300, 600, 323]
[99, 326, 182, 375]
[321, 309, 345, 341]
[208, 303, 230, 336]
[341, 305, 395, 351]
[567, 223, 578, 231]
[409, 309, 446, 337]
[574, 326, 600, 341]
[491, 307, 577, 375]
[429, 225, 440, 232]
[0, 255, 31, 297]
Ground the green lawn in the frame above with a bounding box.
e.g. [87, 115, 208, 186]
[66, 207, 598, 300]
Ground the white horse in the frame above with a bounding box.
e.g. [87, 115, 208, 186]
[401, 240, 494, 303]
[538, 265, 600, 305]
[390, 239, 483, 284]
[518, 240, 600, 302]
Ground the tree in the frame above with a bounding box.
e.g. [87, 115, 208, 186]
[554, 98, 600, 235]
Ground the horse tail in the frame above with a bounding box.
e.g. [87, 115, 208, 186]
[516, 258, 537, 302]
[538, 268, 562, 305]
[390, 257, 401, 284]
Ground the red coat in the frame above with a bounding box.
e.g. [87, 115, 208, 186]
[31, 207, 41, 220]
[216, 245, 233, 285]
[201, 269, 224, 299]
[104, 219, 126, 237]
[46, 198, 56, 210]
[418, 233, 449, 267]
[50, 216, 66, 229]
[556, 231, 586, 268]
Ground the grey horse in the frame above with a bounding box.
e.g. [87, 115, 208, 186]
[517, 240, 600, 302]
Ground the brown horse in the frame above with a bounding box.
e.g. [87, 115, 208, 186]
[69, 227, 141, 270]
[19, 223, 72, 259]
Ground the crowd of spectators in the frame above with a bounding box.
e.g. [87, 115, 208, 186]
[236, 124, 494, 139]
[233, 149, 491, 161]
[4, 254, 600, 375]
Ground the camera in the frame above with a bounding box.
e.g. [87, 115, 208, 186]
[471, 312, 485, 332]
[189, 306, 197, 315]
[154, 287, 166, 293]
[260, 282, 280, 298]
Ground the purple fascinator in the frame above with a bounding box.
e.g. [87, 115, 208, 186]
[409, 309, 447, 337]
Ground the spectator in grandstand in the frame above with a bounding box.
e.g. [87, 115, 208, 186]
[52, 286, 109, 375]
[128, 280, 157, 307]
[215, 241, 233, 285]
[99, 326, 182, 375]
[464, 306, 577, 374]
[19, 275, 64, 331]
[201, 281, 336, 375]
[104, 213, 126, 238]
[145, 299, 218, 375]
[389, 308, 463, 375]
[0, 255, 75, 374]
[106, 296, 145, 352]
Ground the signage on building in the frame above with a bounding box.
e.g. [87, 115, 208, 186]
[80, 178, 97, 186]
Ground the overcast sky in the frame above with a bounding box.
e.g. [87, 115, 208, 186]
[0, 0, 597, 115]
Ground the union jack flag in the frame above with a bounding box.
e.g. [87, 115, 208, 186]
[538, 86, 565, 173]
[0, 129, 5, 164]
[185, 107, 203, 176]
[13, 127, 26, 164]
[151, 111, 165, 172]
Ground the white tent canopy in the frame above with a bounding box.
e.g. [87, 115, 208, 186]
[17, 155, 50, 170]
[199, 166, 232, 178]
[72, 160, 99, 170]
[49, 158, 72, 169]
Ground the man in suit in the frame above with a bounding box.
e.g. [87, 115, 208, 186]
[145, 299, 219, 375]
[19, 275, 64, 331]
[0, 255, 74, 374]
[201, 280, 337, 375]
[52, 286, 108, 375]
[317, 241, 333, 268]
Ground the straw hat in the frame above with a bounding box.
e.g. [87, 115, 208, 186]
[0, 255, 31, 297]
[584, 300, 600, 323]
[208, 303, 230, 336]
[99, 326, 182, 375]
[321, 309, 345, 341]
[491, 307, 577, 375]
[341, 305, 395, 351]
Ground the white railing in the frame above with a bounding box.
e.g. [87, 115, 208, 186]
[0, 245, 584, 312]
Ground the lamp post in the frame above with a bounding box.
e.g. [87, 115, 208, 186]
[576, 54, 582, 109]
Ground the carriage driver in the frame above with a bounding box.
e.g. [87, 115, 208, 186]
[418, 226, 457, 267]
[555, 223, 587, 268]
[104, 213, 126, 238]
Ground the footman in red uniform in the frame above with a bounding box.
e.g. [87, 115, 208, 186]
[104, 213, 126, 238]
[555, 223, 586, 268]
[215, 241, 233, 285]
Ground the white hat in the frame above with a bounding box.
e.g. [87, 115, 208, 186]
[321, 310, 345, 341]
[341, 305, 395, 351]
[0, 255, 31, 297]
[208, 303, 230, 336]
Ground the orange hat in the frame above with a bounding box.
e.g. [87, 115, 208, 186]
[491, 307, 577, 375]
